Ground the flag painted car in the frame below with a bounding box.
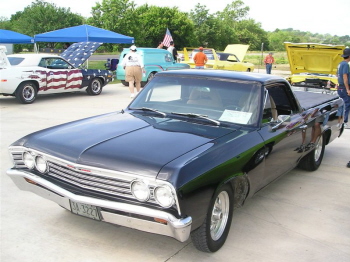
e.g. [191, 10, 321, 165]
[0, 42, 114, 104]
[7, 70, 343, 252]
[284, 42, 345, 90]
[116, 47, 190, 87]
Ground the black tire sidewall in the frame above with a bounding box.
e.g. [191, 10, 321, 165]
[16, 82, 37, 104]
[87, 78, 102, 95]
[205, 184, 234, 252]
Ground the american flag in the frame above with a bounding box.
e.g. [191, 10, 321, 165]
[162, 28, 173, 47]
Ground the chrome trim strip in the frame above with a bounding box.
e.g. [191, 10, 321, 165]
[7, 168, 192, 242]
[9, 146, 182, 215]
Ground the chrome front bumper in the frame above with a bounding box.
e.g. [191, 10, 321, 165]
[7, 169, 192, 242]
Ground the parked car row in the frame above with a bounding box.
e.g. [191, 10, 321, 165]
[2, 42, 346, 104]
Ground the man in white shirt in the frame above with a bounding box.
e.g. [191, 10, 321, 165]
[167, 41, 178, 61]
[121, 45, 145, 98]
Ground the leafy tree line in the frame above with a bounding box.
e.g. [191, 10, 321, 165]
[1, 0, 349, 53]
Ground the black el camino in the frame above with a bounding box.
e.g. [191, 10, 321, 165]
[7, 70, 343, 252]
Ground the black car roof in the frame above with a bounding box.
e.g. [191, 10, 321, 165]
[156, 69, 285, 84]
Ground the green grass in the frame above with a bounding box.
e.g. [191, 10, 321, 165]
[245, 51, 290, 71]
[86, 61, 120, 84]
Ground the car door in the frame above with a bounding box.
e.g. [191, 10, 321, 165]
[226, 54, 241, 71]
[254, 83, 312, 191]
[39, 58, 81, 93]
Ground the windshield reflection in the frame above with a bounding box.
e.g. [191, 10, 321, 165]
[129, 75, 262, 126]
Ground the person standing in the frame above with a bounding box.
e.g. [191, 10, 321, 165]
[193, 47, 208, 69]
[337, 48, 350, 128]
[264, 52, 275, 74]
[121, 45, 145, 98]
[167, 41, 178, 61]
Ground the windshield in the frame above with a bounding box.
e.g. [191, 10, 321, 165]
[129, 75, 262, 126]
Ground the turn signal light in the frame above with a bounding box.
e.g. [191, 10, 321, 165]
[24, 178, 37, 185]
[154, 218, 167, 224]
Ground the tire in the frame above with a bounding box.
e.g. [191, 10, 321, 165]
[191, 184, 233, 252]
[15, 82, 37, 104]
[86, 78, 103, 95]
[141, 72, 155, 87]
[298, 134, 325, 171]
[121, 80, 128, 86]
[246, 68, 251, 72]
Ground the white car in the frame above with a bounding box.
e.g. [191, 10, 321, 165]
[0, 42, 114, 104]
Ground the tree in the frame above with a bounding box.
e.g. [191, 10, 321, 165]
[132, 5, 194, 49]
[88, 0, 136, 37]
[88, 0, 194, 50]
[10, 0, 84, 37]
[0, 17, 12, 29]
[268, 30, 294, 51]
[234, 19, 269, 50]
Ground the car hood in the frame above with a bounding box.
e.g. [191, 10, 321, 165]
[284, 42, 345, 75]
[60, 42, 102, 68]
[223, 44, 249, 62]
[15, 111, 239, 178]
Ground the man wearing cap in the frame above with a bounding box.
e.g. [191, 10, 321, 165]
[193, 47, 208, 69]
[264, 52, 275, 74]
[121, 45, 145, 98]
[337, 48, 350, 129]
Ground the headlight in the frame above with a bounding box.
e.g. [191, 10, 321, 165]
[131, 180, 150, 202]
[35, 156, 48, 173]
[154, 186, 175, 208]
[23, 152, 35, 169]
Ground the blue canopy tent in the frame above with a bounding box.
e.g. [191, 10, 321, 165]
[0, 29, 34, 44]
[34, 24, 134, 44]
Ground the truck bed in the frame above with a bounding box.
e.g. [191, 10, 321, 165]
[293, 91, 339, 110]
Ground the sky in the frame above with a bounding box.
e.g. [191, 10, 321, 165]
[0, 0, 348, 36]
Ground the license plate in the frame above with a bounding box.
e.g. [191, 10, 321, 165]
[70, 200, 100, 220]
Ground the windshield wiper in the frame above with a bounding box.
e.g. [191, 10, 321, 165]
[170, 112, 220, 126]
[130, 107, 166, 117]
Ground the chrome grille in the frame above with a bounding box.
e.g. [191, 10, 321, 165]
[10, 150, 156, 203]
[11, 152, 25, 168]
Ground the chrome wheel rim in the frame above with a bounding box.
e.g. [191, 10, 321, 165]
[314, 135, 323, 162]
[210, 191, 230, 241]
[147, 73, 154, 82]
[23, 85, 35, 101]
[92, 80, 101, 93]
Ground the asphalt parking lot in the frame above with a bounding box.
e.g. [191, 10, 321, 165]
[1, 82, 350, 262]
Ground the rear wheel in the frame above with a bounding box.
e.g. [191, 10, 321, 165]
[191, 184, 233, 252]
[298, 134, 325, 171]
[86, 78, 102, 95]
[121, 80, 128, 86]
[141, 72, 155, 87]
[15, 82, 37, 104]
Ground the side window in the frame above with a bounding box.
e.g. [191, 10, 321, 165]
[38, 59, 47, 68]
[262, 91, 278, 123]
[165, 53, 172, 62]
[267, 84, 298, 116]
[47, 58, 71, 69]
